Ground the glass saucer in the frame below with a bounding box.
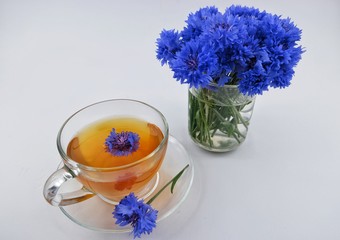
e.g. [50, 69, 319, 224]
[59, 135, 194, 232]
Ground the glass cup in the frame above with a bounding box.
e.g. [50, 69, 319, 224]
[43, 99, 169, 206]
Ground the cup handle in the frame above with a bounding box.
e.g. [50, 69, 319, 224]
[43, 165, 95, 206]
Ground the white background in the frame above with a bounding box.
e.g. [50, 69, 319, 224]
[1, 0, 340, 239]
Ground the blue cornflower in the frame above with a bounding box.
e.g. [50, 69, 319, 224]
[255, 13, 304, 90]
[105, 128, 140, 156]
[156, 29, 181, 65]
[181, 6, 219, 41]
[113, 193, 158, 239]
[113, 193, 140, 226]
[171, 40, 218, 88]
[200, 11, 253, 85]
[131, 203, 158, 238]
[113, 165, 189, 238]
[239, 60, 270, 95]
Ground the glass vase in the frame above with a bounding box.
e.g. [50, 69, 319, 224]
[188, 84, 256, 152]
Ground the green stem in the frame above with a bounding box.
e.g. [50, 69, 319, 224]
[147, 164, 189, 205]
[213, 108, 245, 139]
[189, 85, 253, 149]
[200, 91, 212, 143]
[214, 98, 250, 129]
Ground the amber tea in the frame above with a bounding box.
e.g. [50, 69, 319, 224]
[44, 99, 169, 207]
[67, 117, 167, 202]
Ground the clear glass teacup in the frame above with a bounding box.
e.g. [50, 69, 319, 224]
[43, 99, 169, 206]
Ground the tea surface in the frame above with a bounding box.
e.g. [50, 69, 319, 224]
[67, 117, 164, 168]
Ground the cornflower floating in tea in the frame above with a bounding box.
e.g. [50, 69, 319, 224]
[113, 164, 190, 238]
[105, 128, 140, 156]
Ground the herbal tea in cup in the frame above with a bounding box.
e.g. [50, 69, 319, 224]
[43, 99, 169, 206]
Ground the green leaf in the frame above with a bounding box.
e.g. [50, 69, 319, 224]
[146, 164, 189, 205]
[170, 164, 189, 193]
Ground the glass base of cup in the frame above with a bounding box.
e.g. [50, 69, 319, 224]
[96, 172, 160, 205]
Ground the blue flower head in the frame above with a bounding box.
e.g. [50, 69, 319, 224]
[105, 128, 140, 156]
[171, 40, 218, 88]
[181, 6, 219, 41]
[239, 60, 270, 95]
[113, 193, 158, 238]
[156, 29, 181, 66]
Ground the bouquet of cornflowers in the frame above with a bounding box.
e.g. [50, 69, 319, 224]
[156, 5, 304, 151]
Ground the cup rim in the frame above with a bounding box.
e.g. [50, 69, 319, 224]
[56, 99, 169, 172]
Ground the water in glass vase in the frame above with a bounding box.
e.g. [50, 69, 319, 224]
[188, 86, 256, 152]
